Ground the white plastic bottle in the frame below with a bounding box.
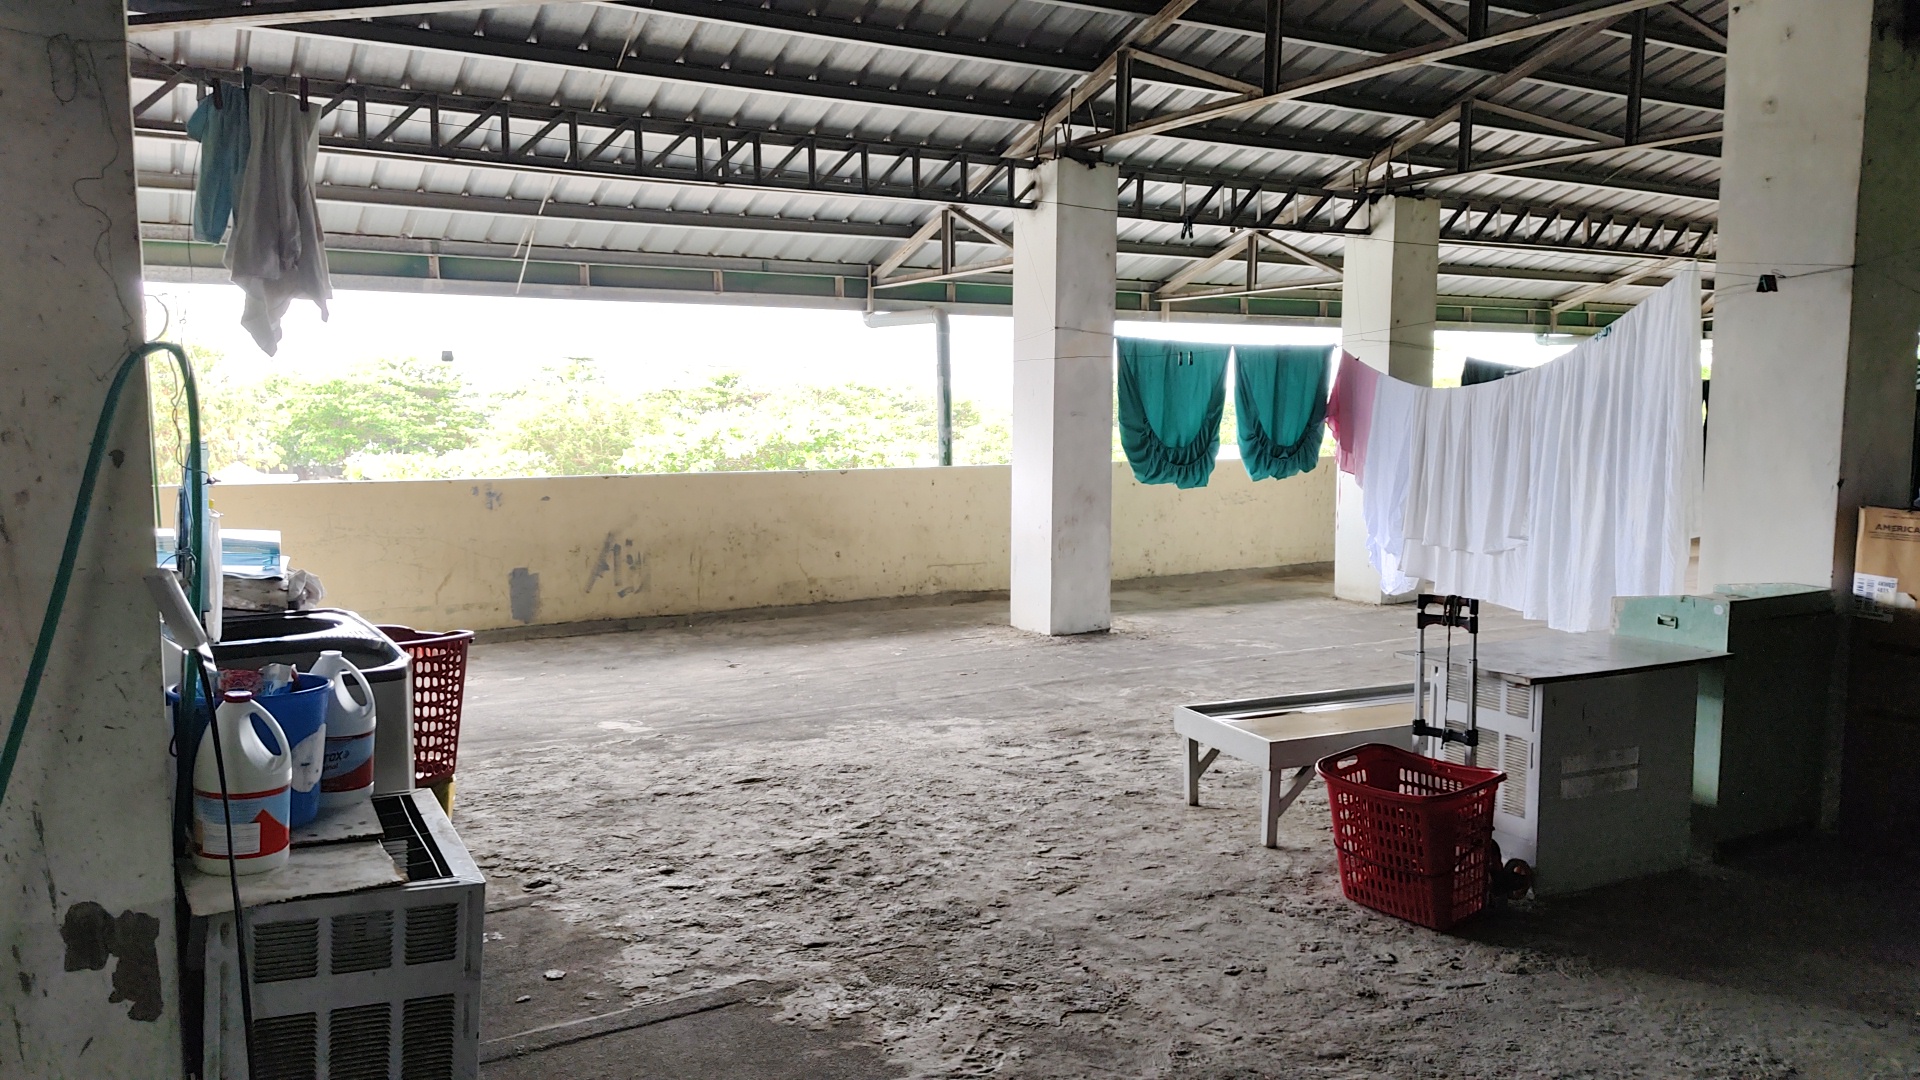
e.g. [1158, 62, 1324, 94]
[194, 690, 292, 876]
[311, 650, 378, 809]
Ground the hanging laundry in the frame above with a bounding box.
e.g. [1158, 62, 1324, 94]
[1359, 372, 1425, 597]
[1326, 351, 1379, 481]
[1329, 270, 1703, 632]
[1234, 345, 1331, 481]
[1461, 357, 1523, 386]
[185, 83, 250, 244]
[226, 87, 332, 356]
[1117, 340, 1230, 489]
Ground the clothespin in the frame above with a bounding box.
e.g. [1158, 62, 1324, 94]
[209, 77, 222, 109]
[243, 66, 253, 90]
[299, 75, 310, 112]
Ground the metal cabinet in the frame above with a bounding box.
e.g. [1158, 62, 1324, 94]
[1419, 634, 1720, 897]
[1614, 584, 1836, 847]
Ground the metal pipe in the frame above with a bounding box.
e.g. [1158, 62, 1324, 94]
[934, 309, 953, 467]
[862, 308, 954, 465]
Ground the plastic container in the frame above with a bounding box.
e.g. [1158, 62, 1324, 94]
[251, 673, 331, 827]
[213, 609, 412, 795]
[193, 690, 292, 876]
[377, 626, 474, 790]
[310, 650, 378, 810]
[1316, 743, 1505, 931]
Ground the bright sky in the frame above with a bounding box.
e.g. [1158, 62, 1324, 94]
[144, 283, 1582, 413]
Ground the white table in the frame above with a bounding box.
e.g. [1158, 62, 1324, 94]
[1174, 685, 1414, 847]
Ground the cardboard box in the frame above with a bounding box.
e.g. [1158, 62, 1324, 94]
[1852, 507, 1920, 619]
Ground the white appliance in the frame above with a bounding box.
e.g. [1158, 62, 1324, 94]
[193, 790, 484, 1078]
[1418, 633, 1721, 897]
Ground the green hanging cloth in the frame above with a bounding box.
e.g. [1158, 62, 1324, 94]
[1234, 345, 1331, 481]
[1117, 339, 1231, 488]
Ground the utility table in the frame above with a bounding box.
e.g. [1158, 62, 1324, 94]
[1174, 685, 1414, 847]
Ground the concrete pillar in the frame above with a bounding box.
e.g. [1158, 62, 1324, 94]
[1334, 196, 1439, 604]
[1011, 159, 1118, 635]
[0, 4, 179, 1073]
[1700, 0, 1920, 590]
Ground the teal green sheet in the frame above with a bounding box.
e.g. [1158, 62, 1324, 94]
[1233, 345, 1330, 481]
[1117, 339, 1230, 488]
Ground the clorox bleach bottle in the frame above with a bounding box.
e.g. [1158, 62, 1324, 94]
[311, 650, 378, 809]
[194, 690, 292, 876]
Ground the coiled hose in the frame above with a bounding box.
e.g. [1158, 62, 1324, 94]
[1, 341, 204, 808]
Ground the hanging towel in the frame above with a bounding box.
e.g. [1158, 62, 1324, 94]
[1234, 345, 1331, 481]
[1461, 357, 1523, 386]
[226, 87, 331, 356]
[185, 83, 251, 244]
[1360, 372, 1424, 597]
[1326, 351, 1379, 482]
[1395, 269, 1703, 631]
[1117, 339, 1231, 488]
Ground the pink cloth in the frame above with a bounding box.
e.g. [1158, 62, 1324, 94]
[1326, 351, 1379, 481]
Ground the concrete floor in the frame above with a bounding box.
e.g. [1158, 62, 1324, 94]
[457, 569, 1920, 1079]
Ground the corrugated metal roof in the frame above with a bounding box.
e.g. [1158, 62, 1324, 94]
[126, 0, 1726, 314]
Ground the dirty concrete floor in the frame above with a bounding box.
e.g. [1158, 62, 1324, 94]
[457, 569, 1920, 1079]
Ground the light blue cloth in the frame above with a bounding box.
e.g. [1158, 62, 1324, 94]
[185, 83, 250, 244]
[1117, 339, 1230, 489]
[1234, 345, 1330, 481]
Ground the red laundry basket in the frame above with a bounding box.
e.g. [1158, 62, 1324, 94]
[1316, 743, 1505, 932]
[378, 625, 475, 789]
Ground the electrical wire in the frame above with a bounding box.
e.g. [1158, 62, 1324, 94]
[190, 653, 259, 1079]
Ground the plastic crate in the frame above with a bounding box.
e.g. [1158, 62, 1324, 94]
[1316, 743, 1505, 931]
[377, 625, 474, 789]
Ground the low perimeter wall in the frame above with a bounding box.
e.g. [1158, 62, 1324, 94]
[169, 460, 1333, 631]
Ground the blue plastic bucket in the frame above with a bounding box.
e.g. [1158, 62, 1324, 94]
[255, 673, 329, 828]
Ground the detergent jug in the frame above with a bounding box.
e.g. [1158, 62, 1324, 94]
[311, 650, 378, 809]
[193, 690, 292, 876]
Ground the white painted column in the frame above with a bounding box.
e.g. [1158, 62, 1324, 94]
[1334, 196, 1439, 604]
[0, 4, 179, 1072]
[1699, 0, 1920, 590]
[1011, 159, 1119, 635]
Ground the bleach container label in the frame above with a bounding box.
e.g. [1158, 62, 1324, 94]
[193, 787, 290, 860]
[321, 731, 376, 793]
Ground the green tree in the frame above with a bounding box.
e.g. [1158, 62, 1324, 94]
[148, 344, 283, 478]
[506, 359, 640, 476]
[269, 358, 485, 478]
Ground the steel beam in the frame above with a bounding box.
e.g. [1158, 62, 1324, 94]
[1378, 125, 1721, 189]
[1342, 15, 1615, 187]
[126, 0, 544, 29]
[1399, 0, 1467, 40]
[1078, 0, 1675, 151]
[1263, 0, 1285, 94]
[1008, 0, 1205, 158]
[1549, 254, 1683, 313]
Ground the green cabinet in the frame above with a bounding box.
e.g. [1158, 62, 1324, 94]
[1614, 584, 1836, 847]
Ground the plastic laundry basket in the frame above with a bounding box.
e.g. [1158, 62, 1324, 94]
[378, 625, 474, 790]
[1317, 743, 1505, 932]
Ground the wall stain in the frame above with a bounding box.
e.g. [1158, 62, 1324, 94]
[59, 903, 163, 1022]
[585, 533, 649, 597]
[508, 567, 541, 624]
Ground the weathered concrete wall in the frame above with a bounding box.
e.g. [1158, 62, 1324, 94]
[1701, 0, 1920, 589]
[176, 462, 1333, 631]
[0, 3, 180, 1073]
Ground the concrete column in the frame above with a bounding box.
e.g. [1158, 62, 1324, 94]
[1011, 159, 1118, 635]
[1334, 196, 1439, 604]
[1700, 0, 1920, 590]
[0, 4, 179, 1073]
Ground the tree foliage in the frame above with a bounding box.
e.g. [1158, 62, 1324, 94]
[269, 359, 487, 478]
[155, 349, 1012, 481]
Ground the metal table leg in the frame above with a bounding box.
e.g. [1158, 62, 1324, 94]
[1260, 766, 1316, 848]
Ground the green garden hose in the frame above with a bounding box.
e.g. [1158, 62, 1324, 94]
[0, 342, 203, 809]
